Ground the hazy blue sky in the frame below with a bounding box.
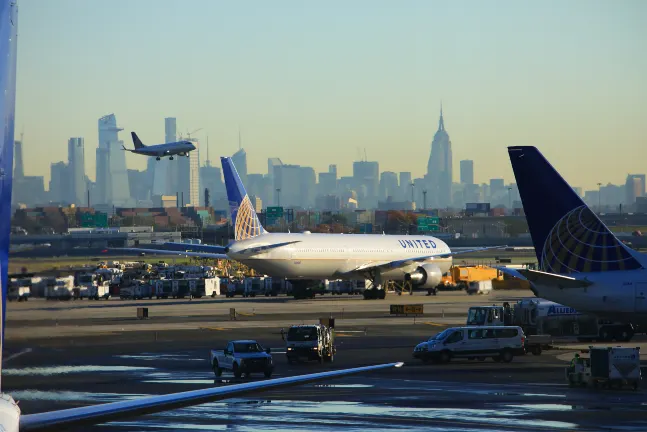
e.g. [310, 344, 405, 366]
[15, 0, 647, 190]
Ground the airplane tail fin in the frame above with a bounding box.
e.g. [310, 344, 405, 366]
[0, 0, 19, 392]
[221, 156, 266, 241]
[131, 132, 145, 150]
[508, 146, 643, 274]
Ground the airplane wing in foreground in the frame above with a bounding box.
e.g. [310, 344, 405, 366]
[346, 246, 507, 273]
[21, 362, 403, 431]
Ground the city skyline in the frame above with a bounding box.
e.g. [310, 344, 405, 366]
[14, 0, 647, 189]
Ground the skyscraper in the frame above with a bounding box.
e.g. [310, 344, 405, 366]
[96, 114, 131, 206]
[353, 160, 379, 208]
[379, 171, 399, 200]
[399, 172, 412, 202]
[232, 148, 247, 187]
[68, 137, 85, 205]
[13, 139, 23, 179]
[49, 161, 69, 203]
[625, 174, 646, 208]
[460, 160, 474, 185]
[426, 106, 453, 208]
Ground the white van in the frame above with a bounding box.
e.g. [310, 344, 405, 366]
[413, 326, 526, 364]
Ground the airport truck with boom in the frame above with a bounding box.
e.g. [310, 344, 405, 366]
[210, 340, 274, 378]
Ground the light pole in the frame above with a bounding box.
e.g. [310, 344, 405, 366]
[422, 190, 427, 211]
[508, 187, 512, 213]
[597, 182, 602, 213]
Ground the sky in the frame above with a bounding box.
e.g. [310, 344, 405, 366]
[14, 0, 647, 191]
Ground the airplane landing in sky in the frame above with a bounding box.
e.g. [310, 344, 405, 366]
[122, 132, 196, 161]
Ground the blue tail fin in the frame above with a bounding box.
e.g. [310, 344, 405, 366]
[0, 0, 19, 389]
[220, 157, 266, 241]
[508, 146, 643, 274]
[131, 132, 145, 149]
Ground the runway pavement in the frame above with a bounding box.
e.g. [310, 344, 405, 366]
[3, 290, 647, 431]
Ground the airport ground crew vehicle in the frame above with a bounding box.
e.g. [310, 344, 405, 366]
[565, 346, 641, 390]
[282, 324, 336, 364]
[466, 299, 635, 353]
[210, 340, 274, 378]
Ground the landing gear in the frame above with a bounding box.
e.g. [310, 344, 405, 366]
[363, 270, 385, 300]
[169, 156, 174, 160]
[156, 157, 161, 161]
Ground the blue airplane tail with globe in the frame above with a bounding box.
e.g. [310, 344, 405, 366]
[507, 146, 644, 274]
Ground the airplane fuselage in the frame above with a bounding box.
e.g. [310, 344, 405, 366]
[531, 268, 647, 326]
[131, 141, 195, 158]
[227, 232, 453, 280]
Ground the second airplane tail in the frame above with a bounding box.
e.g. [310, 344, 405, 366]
[221, 156, 266, 241]
[508, 146, 643, 274]
[131, 132, 146, 149]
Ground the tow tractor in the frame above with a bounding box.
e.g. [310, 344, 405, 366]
[566, 346, 641, 390]
[282, 324, 336, 364]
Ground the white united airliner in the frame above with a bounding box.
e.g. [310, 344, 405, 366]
[130, 158, 502, 293]
[502, 146, 647, 328]
[0, 2, 402, 431]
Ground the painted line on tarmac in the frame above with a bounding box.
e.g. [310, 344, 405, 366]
[199, 327, 228, 331]
[423, 322, 445, 326]
[3, 348, 32, 364]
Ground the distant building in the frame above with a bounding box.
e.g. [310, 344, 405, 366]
[68, 137, 85, 205]
[232, 148, 247, 187]
[48, 162, 69, 204]
[353, 160, 379, 208]
[13, 139, 23, 179]
[379, 171, 399, 200]
[427, 106, 453, 208]
[625, 174, 646, 208]
[96, 114, 131, 206]
[200, 164, 224, 206]
[460, 160, 474, 185]
[399, 172, 412, 202]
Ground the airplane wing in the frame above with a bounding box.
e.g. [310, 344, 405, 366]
[346, 246, 507, 273]
[235, 241, 301, 256]
[20, 362, 403, 431]
[114, 247, 228, 260]
[496, 267, 593, 289]
[159, 242, 227, 254]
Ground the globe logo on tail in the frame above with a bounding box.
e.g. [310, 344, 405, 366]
[234, 195, 264, 241]
[541, 205, 641, 273]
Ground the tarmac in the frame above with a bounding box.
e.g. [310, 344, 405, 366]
[4, 289, 647, 431]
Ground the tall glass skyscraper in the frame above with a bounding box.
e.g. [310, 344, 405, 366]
[68, 137, 85, 205]
[96, 114, 131, 206]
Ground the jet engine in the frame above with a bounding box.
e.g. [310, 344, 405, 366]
[178, 152, 187, 157]
[404, 263, 442, 289]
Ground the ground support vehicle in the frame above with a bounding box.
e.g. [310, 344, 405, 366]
[210, 340, 274, 378]
[283, 324, 336, 364]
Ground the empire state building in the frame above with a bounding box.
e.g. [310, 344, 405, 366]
[426, 106, 453, 208]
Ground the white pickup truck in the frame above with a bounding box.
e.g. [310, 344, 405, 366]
[210, 340, 274, 378]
